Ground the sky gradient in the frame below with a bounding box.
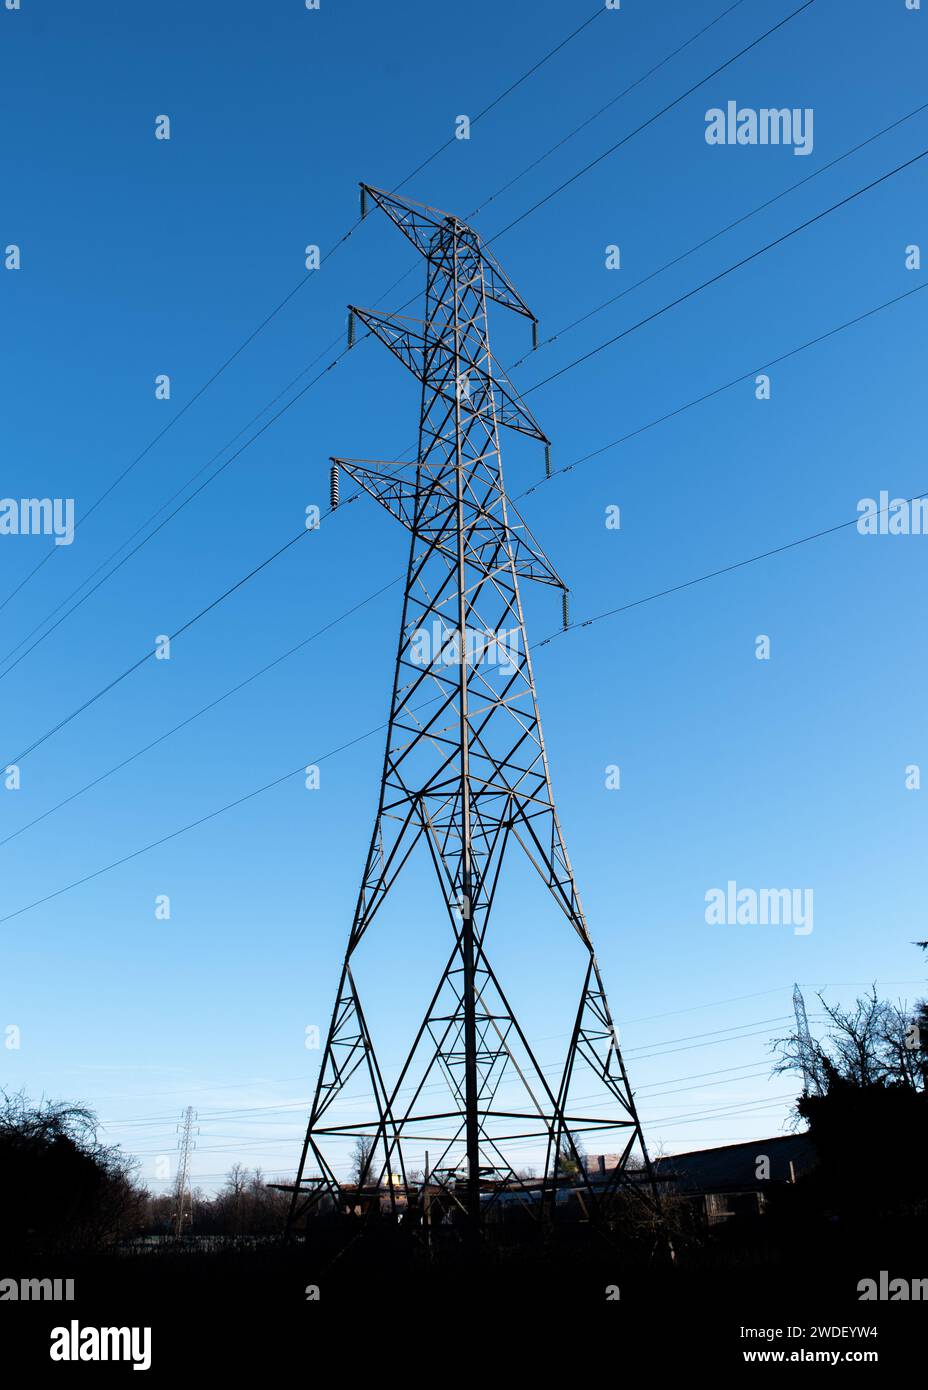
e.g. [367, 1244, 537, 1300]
[1, 0, 926, 1193]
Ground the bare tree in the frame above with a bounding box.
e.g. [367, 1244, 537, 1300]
[0, 1091, 144, 1254]
[773, 985, 926, 1093]
[223, 1162, 249, 1234]
[878, 1001, 928, 1091]
[556, 1131, 585, 1179]
[350, 1136, 375, 1186]
[819, 989, 891, 1085]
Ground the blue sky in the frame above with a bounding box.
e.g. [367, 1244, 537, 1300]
[1, 0, 926, 1193]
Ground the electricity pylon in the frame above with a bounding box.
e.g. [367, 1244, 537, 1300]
[792, 984, 822, 1095]
[172, 1106, 197, 1238]
[288, 184, 658, 1234]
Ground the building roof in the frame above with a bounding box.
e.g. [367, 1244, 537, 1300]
[651, 1133, 816, 1194]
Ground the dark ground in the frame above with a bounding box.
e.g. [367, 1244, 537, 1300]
[2, 1211, 925, 1376]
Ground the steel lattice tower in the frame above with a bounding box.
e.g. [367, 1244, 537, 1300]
[172, 1106, 196, 1238]
[792, 983, 821, 1096]
[288, 185, 658, 1233]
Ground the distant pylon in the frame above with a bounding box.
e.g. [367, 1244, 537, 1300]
[288, 184, 659, 1236]
[172, 1107, 197, 1237]
[792, 984, 821, 1095]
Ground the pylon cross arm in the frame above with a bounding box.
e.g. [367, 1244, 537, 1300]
[333, 457, 565, 590]
[359, 183, 537, 324]
[351, 304, 548, 444]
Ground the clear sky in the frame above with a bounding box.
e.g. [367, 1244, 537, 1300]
[1, 0, 926, 1195]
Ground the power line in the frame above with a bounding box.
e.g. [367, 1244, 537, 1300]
[0, 719, 391, 925]
[626, 1016, 791, 1054]
[0, 574, 399, 849]
[0, 269, 338, 617]
[0, 358, 352, 682]
[4, 128, 920, 684]
[391, 3, 607, 193]
[6, 274, 921, 782]
[88, 985, 816, 1117]
[0, 259, 424, 680]
[1, 282, 921, 829]
[0, 333, 346, 673]
[103, 984, 911, 1134]
[537, 489, 928, 650]
[490, 0, 819, 240]
[89, 981, 899, 1114]
[307, 115, 928, 497]
[629, 1027, 793, 1063]
[508, 99, 928, 370]
[525, 283, 926, 490]
[0, 4, 602, 616]
[123, 1093, 801, 1157]
[645, 1093, 798, 1127]
[521, 149, 928, 397]
[0, 482, 919, 926]
[98, 1017, 795, 1131]
[0, 0, 818, 675]
[100, 1063, 779, 1134]
[467, 0, 749, 220]
[99, 1061, 778, 1134]
[2, 496, 354, 766]
[390, 111, 928, 464]
[637, 1065, 777, 1097]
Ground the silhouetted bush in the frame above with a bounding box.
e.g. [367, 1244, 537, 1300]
[0, 1091, 144, 1257]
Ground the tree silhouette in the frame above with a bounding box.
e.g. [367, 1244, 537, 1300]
[0, 1090, 142, 1257]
